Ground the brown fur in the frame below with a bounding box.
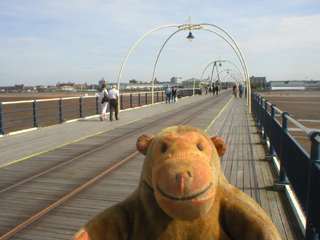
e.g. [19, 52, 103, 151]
[72, 126, 281, 240]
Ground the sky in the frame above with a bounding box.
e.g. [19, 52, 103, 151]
[0, 0, 319, 86]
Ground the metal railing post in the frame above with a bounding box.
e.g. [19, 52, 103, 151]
[262, 100, 269, 143]
[138, 93, 141, 106]
[59, 98, 63, 123]
[266, 104, 277, 161]
[274, 112, 290, 190]
[79, 97, 83, 118]
[33, 100, 38, 127]
[305, 131, 320, 239]
[130, 94, 133, 108]
[120, 95, 123, 110]
[0, 102, 5, 134]
[258, 97, 264, 133]
[255, 95, 261, 127]
[96, 96, 99, 114]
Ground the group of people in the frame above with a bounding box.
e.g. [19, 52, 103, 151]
[206, 85, 220, 95]
[99, 84, 180, 121]
[232, 84, 244, 98]
[165, 85, 178, 104]
[99, 84, 120, 121]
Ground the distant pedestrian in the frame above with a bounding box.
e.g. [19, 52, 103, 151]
[216, 85, 220, 95]
[233, 85, 237, 98]
[172, 86, 177, 103]
[99, 84, 108, 121]
[166, 85, 172, 103]
[108, 85, 120, 121]
[239, 84, 244, 98]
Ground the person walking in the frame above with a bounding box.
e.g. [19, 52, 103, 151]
[99, 84, 108, 121]
[172, 86, 177, 103]
[165, 85, 172, 103]
[233, 85, 237, 98]
[239, 84, 244, 98]
[108, 85, 120, 121]
[215, 85, 220, 95]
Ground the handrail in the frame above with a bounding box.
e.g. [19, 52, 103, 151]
[252, 92, 320, 240]
[0, 88, 200, 135]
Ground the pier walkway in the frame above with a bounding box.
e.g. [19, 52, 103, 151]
[0, 90, 304, 239]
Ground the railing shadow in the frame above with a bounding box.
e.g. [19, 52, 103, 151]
[252, 93, 320, 240]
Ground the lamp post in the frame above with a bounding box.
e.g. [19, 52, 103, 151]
[117, 16, 251, 112]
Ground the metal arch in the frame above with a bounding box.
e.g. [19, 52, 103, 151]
[192, 27, 247, 101]
[218, 69, 243, 81]
[200, 23, 251, 110]
[151, 29, 183, 104]
[193, 60, 218, 95]
[197, 60, 245, 87]
[117, 21, 251, 112]
[117, 24, 180, 93]
[221, 72, 242, 83]
[200, 28, 248, 97]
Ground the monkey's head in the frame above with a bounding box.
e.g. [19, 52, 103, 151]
[136, 126, 226, 221]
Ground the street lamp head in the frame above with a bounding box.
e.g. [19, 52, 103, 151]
[186, 32, 195, 42]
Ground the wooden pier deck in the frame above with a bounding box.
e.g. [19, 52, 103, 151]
[0, 90, 304, 239]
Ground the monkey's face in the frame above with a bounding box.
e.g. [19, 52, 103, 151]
[137, 126, 226, 221]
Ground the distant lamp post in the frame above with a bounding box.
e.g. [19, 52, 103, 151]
[186, 32, 195, 42]
[117, 15, 251, 112]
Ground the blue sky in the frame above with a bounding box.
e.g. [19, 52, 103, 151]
[0, 0, 319, 86]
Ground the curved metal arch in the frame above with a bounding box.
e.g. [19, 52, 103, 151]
[117, 21, 251, 111]
[117, 24, 180, 92]
[198, 60, 245, 87]
[222, 73, 242, 82]
[223, 75, 241, 83]
[200, 23, 251, 109]
[192, 27, 247, 98]
[152, 28, 248, 98]
[151, 29, 183, 103]
[192, 28, 248, 98]
[218, 69, 243, 81]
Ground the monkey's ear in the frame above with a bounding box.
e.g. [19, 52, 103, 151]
[211, 136, 227, 156]
[71, 229, 91, 240]
[136, 134, 155, 155]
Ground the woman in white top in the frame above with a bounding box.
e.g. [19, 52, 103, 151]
[99, 84, 108, 121]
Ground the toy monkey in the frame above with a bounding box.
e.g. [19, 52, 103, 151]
[72, 126, 281, 240]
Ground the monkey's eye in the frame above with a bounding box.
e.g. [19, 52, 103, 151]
[197, 143, 203, 151]
[161, 144, 167, 153]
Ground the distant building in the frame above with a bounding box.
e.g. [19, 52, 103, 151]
[250, 76, 266, 85]
[60, 86, 75, 91]
[15, 84, 25, 91]
[171, 77, 183, 84]
[129, 79, 142, 84]
[99, 77, 109, 87]
[36, 85, 48, 91]
[269, 80, 320, 91]
[57, 81, 76, 88]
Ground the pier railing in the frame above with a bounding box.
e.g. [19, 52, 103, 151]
[0, 89, 199, 135]
[252, 93, 320, 240]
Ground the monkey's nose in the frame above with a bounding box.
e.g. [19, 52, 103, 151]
[175, 172, 192, 181]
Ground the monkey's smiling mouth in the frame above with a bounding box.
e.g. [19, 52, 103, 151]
[156, 183, 213, 201]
